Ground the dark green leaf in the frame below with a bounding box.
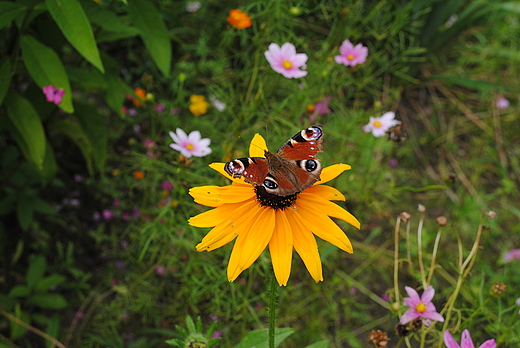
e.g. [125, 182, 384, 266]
[32, 197, 58, 216]
[45, 314, 60, 348]
[8, 285, 31, 298]
[45, 0, 104, 73]
[16, 195, 34, 231]
[431, 76, 507, 92]
[0, 294, 16, 311]
[20, 35, 74, 113]
[127, 0, 171, 76]
[75, 103, 108, 173]
[10, 308, 30, 340]
[40, 140, 58, 180]
[105, 74, 133, 117]
[235, 328, 294, 348]
[26, 293, 68, 309]
[34, 275, 66, 292]
[0, 2, 27, 30]
[4, 92, 46, 169]
[66, 67, 108, 89]
[80, 0, 139, 39]
[305, 340, 330, 348]
[50, 119, 94, 175]
[27, 255, 47, 288]
[0, 57, 11, 105]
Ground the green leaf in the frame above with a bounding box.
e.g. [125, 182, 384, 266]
[26, 293, 68, 309]
[20, 35, 74, 113]
[27, 255, 47, 289]
[305, 340, 330, 348]
[80, 0, 139, 41]
[235, 328, 294, 348]
[50, 119, 94, 175]
[41, 140, 58, 180]
[32, 197, 58, 216]
[0, 57, 11, 105]
[0, 294, 16, 311]
[127, 0, 171, 76]
[431, 76, 507, 92]
[34, 275, 66, 292]
[10, 307, 30, 340]
[8, 285, 31, 298]
[498, 2, 520, 12]
[0, 2, 27, 30]
[45, 314, 61, 348]
[66, 67, 108, 89]
[105, 74, 133, 117]
[165, 338, 184, 347]
[45, 0, 104, 73]
[4, 92, 46, 169]
[17, 194, 34, 231]
[75, 103, 108, 173]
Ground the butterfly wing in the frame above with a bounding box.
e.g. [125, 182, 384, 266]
[224, 157, 269, 186]
[276, 125, 323, 160]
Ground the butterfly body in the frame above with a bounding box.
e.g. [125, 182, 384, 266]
[225, 126, 323, 197]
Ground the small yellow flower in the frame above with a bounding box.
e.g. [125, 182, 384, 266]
[188, 133, 360, 286]
[188, 95, 210, 116]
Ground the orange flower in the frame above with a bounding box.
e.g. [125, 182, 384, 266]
[133, 171, 144, 179]
[227, 9, 252, 29]
[132, 88, 146, 107]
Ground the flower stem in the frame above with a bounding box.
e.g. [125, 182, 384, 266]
[417, 212, 427, 289]
[268, 275, 278, 348]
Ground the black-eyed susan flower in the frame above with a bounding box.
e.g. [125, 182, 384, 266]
[188, 133, 360, 286]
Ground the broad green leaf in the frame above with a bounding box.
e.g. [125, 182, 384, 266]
[45, 314, 61, 348]
[4, 92, 46, 169]
[27, 255, 47, 289]
[127, 0, 171, 76]
[10, 307, 30, 340]
[0, 2, 27, 30]
[105, 74, 133, 117]
[26, 293, 68, 309]
[305, 340, 330, 348]
[20, 35, 74, 113]
[8, 285, 31, 298]
[235, 328, 294, 348]
[16, 196, 33, 231]
[50, 119, 94, 175]
[80, 0, 139, 40]
[34, 275, 66, 292]
[75, 103, 108, 173]
[66, 67, 108, 89]
[45, 0, 104, 73]
[41, 140, 58, 180]
[0, 57, 11, 105]
[0, 294, 16, 311]
[32, 197, 58, 216]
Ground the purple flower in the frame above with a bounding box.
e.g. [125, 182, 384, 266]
[169, 128, 212, 158]
[131, 207, 140, 217]
[496, 97, 509, 109]
[334, 40, 368, 67]
[161, 180, 174, 191]
[444, 330, 496, 348]
[170, 108, 180, 115]
[42, 85, 65, 104]
[503, 249, 520, 262]
[400, 286, 444, 324]
[155, 265, 166, 277]
[363, 111, 401, 137]
[102, 209, 113, 220]
[264, 43, 308, 79]
[154, 103, 165, 113]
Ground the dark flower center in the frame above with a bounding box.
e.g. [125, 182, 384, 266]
[254, 186, 298, 210]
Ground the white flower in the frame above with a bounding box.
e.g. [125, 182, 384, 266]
[209, 96, 226, 112]
[186, 1, 201, 12]
[169, 128, 211, 158]
[363, 111, 400, 137]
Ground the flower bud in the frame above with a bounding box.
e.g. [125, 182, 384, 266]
[490, 282, 507, 297]
[436, 216, 447, 226]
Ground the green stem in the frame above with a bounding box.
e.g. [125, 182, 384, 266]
[268, 275, 278, 348]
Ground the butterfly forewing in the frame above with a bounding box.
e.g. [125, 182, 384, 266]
[276, 125, 323, 160]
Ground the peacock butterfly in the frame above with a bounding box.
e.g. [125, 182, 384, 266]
[224, 126, 323, 197]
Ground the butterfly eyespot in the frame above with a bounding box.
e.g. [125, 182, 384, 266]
[304, 159, 318, 172]
[263, 178, 278, 189]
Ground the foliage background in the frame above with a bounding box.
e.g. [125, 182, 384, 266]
[1, 0, 519, 347]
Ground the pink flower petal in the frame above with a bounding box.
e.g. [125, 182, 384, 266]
[444, 330, 462, 348]
[461, 330, 475, 348]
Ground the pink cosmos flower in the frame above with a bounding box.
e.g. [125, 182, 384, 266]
[400, 286, 444, 324]
[264, 43, 308, 78]
[169, 128, 212, 158]
[444, 330, 496, 348]
[42, 85, 65, 104]
[363, 111, 400, 137]
[503, 249, 520, 262]
[334, 40, 368, 67]
[496, 97, 509, 109]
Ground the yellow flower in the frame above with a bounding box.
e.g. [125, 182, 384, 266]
[188, 95, 210, 116]
[188, 133, 360, 286]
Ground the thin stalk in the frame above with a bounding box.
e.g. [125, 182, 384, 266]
[417, 212, 427, 289]
[426, 227, 443, 286]
[406, 218, 413, 275]
[394, 216, 402, 304]
[268, 275, 278, 348]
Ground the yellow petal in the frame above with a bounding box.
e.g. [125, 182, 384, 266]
[295, 198, 353, 253]
[196, 200, 260, 251]
[249, 134, 268, 157]
[316, 164, 351, 184]
[269, 210, 293, 286]
[299, 192, 360, 229]
[285, 209, 323, 283]
[304, 184, 345, 201]
[189, 201, 247, 227]
[227, 207, 275, 282]
[189, 185, 254, 207]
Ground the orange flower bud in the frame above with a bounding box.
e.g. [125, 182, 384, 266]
[132, 88, 146, 107]
[227, 9, 252, 29]
[133, 171, 144, 180]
